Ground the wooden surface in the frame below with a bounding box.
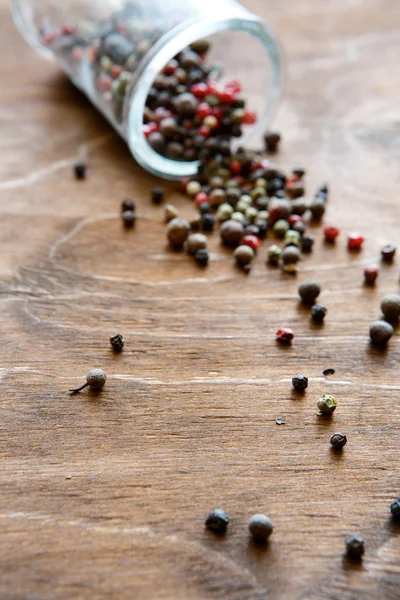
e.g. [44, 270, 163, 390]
[1, 1, 400, 598]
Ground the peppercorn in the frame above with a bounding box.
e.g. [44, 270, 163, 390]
[245, 206, 258, 224]
[187, 233, 207, 255]
[298, 280, 321, 305]
[291, 199, 308, 216]
[220, 219, 245, 247]
[234, 244, 255, 267]
[209, 189, 226, 207]
[364, 265, 379, 285]
[381, 294, 400, 321]
[205, 508, 229, 535]
[121, 198, 135, 212]
[121, 209, 136, 228]
[74, 161, 87, 180]
[241, 235, 260, 252]
[268, 199, 291, 223]
[254, 219, 268, 239]
[292, 221, 306, 236]
[166, 142, 184, 160]
[292, 374, 308, 392]
[292, 167, 305, 179]
[248, 514, 274, 542]
[151, 187, 164, 205]
[381, 244, 396, 263]
[186, 180, 202, 197]
[267, 245, 282, 265]
[317, 394, 337, 415]
[281, 263, 298, 276]
[345, 535, 364, 561]
[69, 368, 107, 393]
[273, 219, 289, 238]
[216, 203, 234, 222]
[281, 246, 301, 265]
[189, 215, 201, 231]
[110, 333, 124, 352]
[264, 130, 281, 153]
[390, 498, 400, 520]
[311, 304, 327, 324]
[174, 92, 198, 117]
[231, 211, 246, 223]
[148, 131, 166, 153]
[348, 232, 365, 250]
[369, 320, 394, 346]
[324, 226, 340, 242]
[309, 198, 325, 220]
[165, 204, 179, 222]
[199, 202, 211, 215]
[167, 217, 190, 248]
[276, 327, 294, 344]
[301, 234, 315, 252]
[284, 230, 301, 248]
[195, 248, 209, 267]
[330, 432, 347, 450]
[201, 213, 215, 232]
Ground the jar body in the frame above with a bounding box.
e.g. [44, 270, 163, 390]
[11, 0, 282, 179]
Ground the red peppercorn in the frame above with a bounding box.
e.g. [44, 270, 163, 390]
[195, 192, 209, 207]
[197, 103, 212, 119]
[276, 328, 294, 345]
[198, 125, 211, 138]
[288, 215, 303, 226]
[143, 122, 159, 137]
[226, 80, 242, 94]
[207, 80, 221, 95]
[219, 88, 236, 104]
[163, 59, 178, 75]
[348, 232, 365, 250]
[211, 107, 223, 121]
[190, 83, 209, 98]
[111, 64, 123, 79]
[241, 110, 257, 125]
[230, 160, 242, 175]
[324, 226, 340, 242]
[241, 235, 260, 252]
[364, 265, 379, 285]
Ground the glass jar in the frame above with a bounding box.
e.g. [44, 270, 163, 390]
[11, 0, 282, 179]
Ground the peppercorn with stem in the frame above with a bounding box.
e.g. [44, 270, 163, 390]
[345, 535, 364, 561]
[317, 393, 337, 415]
[330, 432, 347, 451]
[205, 509, 229, 535]
[248, 514, 274, 542]
[292, 374, 308, 392]
[69, 369, 107, 393]
[110, 333, 124, 353]
[311, 304, 327, 324]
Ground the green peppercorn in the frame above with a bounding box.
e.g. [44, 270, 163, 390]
[267, 245, 282, 265]
[231, 212, 246, 223]
[330, 432, 347, 450]
[284, 230, 301, 248]
[345, 535, 364, 561]
[167, 217, 190, 248]
[317, 393, 337, 415]
[205, 508, 229, 535]
[369, 320, 394, 346]
[251, 187, 266, 201]
[234, 244, 255, 267]
[298, 280, 321, 305]
[381, 294, 400, 322]
[248, 514, 274, 542]
[390, 498, 400, 520]
[292, 374, 308, 392]
[273, 219, 289, 238]
[216, 203, 234, 222]
[245, 206, 258, 224]
[257, 210, 269, 223]
[236, 198, 252, 214]
[186, 181, 201, 197]
[69, 368, 107, 393]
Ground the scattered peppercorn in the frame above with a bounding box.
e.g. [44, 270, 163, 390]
[195, 248, 209, 267]
[69, 368, 107, 393]
[74, 161, 87, 180]
[110, 333, 124, 352]
[167, 217, 190, 248]
[330, 432, 347, 450]
[164, 204, 179, 222]
[298, 280, 321, 305]
[292, 374, 308, 392]
[317, 393, 337, 415]
[205, 509, 229, 535]
[276, 327, 294, 345]
[369, 320, 394, 346]
[220, 219, 245, 247]
[364, 265, 379, 285]
[301, 234, 315, 252]
[381, 294, 400, 322]
[345, 535, 365, 561]
[234, 244, 255, 267]
[311, 304, 327, 324]
[187, 233, 207, 255]
[201, 213, 215, 232]
[390, 498, 400, 520]
[248, 514, 274, 542]
[121, 198, 135, 212]
[281, 246, 301, 266]
[264, 131, 281, 153]
[381, 244, 396, 263]
[267, 245, 282, 266]
[309, 198, 325, 220]
[348, 232, 364, 250]
[273, 219, 289, 238]
[121, 209, 136, 227]
[324, 226, 340, 242]
[151, 187, 164, 204]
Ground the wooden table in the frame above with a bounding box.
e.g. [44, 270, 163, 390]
[1, 1, 399, 598]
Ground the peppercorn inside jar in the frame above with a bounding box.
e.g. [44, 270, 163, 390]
[12, 0, 282, 179]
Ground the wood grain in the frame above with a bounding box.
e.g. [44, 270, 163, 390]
[1, 1, 400, 599]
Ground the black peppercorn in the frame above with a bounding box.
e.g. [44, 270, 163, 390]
[122, 210, 136, 228]
[292, 374, 308, 392]
[74, 161, 87, 180]
[390, 498, 400, 520]
[205, 509, 229, 535]
[330, 432, 347, 450]
[298, 280, 321, 305]
[311, 304, 327, 323]
[195, 248, 209, 267]
[151, 187, 164, 205]
[345, 535, 364, 561]
[301, 234, 315, 252]
[110, 333, 124, 352]
[248, 514, 274, 542]
[201, 213, 215, 232]
[309, 198, 326, 220]
[264, 131, 281, 153]
[121, 198, 135, 212]
[381, 244, 396, 263]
